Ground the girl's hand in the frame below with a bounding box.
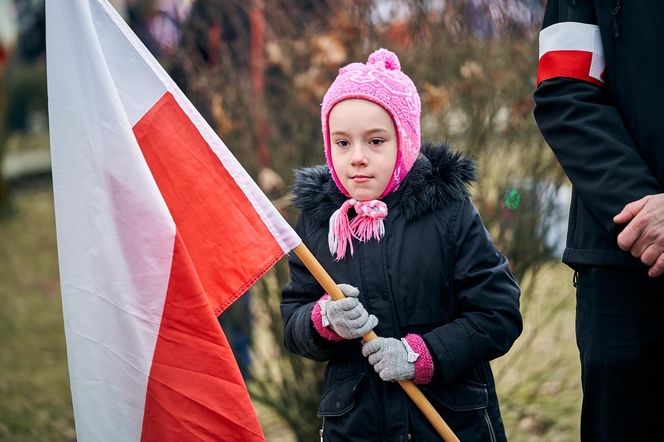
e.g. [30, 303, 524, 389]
[362, 337, 416, 381]
[323, 284, 378, 339]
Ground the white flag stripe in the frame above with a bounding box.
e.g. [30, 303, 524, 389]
[97, 0, 301, 253]
[539, 21, 605, 83]
[47, 1, 175, 440]
[94, 0, 172, 126]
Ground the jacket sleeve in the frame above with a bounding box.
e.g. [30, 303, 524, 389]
[280, 216, 357, 361]
[422, 198, 522, 383]
[534, 0, 661, 233]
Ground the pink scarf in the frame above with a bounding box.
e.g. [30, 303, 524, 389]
[328, 199, 388, 261]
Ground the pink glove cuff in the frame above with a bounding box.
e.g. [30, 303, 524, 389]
[311, 295, 344, 342]
[405, 334, 434, 384]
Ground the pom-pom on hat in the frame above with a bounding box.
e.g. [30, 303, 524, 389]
[322, 48, 421, 198]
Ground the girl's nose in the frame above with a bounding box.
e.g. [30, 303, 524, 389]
[350, 145, 367, 166]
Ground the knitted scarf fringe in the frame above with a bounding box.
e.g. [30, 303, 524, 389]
[328, 199, 388, 261]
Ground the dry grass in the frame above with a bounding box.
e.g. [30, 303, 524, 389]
[0, 182, 74, 442]
[495, 265, 581, 441]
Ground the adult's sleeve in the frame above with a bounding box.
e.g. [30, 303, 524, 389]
[422, 198, 523, 383]
[280, 216, 356, 361]
[534, 0, 661, 233]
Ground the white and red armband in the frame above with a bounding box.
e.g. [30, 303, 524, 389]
[537, 22, 606, 87]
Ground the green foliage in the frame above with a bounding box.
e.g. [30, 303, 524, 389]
[504, 189, 522, 210]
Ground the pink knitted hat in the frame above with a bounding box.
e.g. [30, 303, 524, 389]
[322, 48, 421, 199]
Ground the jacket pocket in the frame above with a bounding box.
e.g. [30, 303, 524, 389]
[422, 380, 488, 411]
[317, 373, 365, 417]
[421, 381, 498, 442]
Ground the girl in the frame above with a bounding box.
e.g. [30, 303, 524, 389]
[281, 49, 522, 441]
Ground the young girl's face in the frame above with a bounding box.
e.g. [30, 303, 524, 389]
[329, 99, 398, 201]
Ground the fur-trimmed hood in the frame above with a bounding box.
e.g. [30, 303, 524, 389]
[291, 142, 476, 225]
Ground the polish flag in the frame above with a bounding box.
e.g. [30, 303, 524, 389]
[537, 21, 606, 87]
[46, 1, 301, 440]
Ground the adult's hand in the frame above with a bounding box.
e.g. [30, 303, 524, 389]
[614, 193, 664, 277]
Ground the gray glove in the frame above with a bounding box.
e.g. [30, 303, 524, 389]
[322, 284, 378, 340]
[362, 337, 417, 381]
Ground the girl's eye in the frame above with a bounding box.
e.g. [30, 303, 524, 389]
[369, 138, 383, 145]
[336, 140, 350, 147]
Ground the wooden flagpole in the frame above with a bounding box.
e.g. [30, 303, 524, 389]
[293, 243, 460, 442]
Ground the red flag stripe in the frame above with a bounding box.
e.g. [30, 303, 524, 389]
[134, 91, 284, 314]
[134, 92, 280, 440]
[140, 233, 264, 441]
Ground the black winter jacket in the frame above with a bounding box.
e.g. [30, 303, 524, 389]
[281, 144, 522, 441]
[534, 0, 664, 269]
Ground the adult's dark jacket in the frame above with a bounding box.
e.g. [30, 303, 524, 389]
[281, 144, 522, 441]
[534, 0, 664, 269]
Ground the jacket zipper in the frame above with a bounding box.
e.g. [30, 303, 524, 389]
[483, 409, 498, 442]
[611, 0, 622, 38]
[359, 244, 387, 438]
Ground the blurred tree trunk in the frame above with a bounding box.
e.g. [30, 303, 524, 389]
[249, 0, 271, 168]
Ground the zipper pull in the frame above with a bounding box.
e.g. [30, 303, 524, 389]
[611, 1, 622, 38]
